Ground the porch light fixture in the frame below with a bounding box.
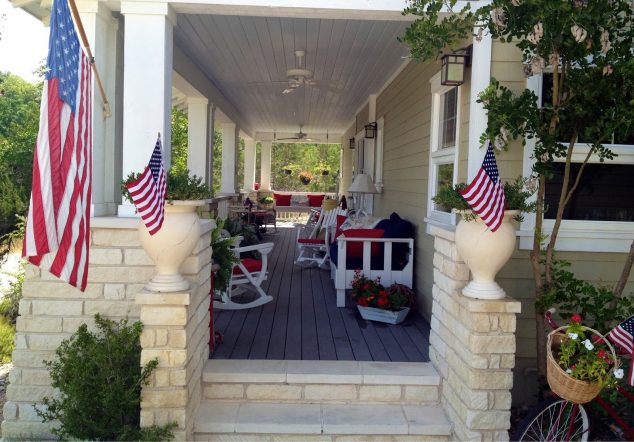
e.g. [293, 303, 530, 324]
[440, 45, 472, 86]
[364, 122, 377, 139]
[349, 137, 356, 149]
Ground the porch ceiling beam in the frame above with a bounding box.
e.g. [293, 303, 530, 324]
[173, 45, 255, 139]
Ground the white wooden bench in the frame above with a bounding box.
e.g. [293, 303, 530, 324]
[330, 236, 414, 307]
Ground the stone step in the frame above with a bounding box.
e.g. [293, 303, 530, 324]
[193, 401, 452, 441]
[202, 360, 441, 405]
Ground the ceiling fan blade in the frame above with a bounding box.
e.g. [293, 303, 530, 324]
[277, 136, 300, 141]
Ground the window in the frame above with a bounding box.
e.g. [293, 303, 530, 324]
[518, 74, 634, 252]
[427, 72, 461, 225]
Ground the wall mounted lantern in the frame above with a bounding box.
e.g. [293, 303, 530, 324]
[440, 45, 472, 86]
[349, 137, 356, 149]
[364, 122, 377, 139]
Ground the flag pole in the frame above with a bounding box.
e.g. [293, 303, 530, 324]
[66, 0, 112, 118]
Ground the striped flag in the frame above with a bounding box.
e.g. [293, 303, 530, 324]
[608, 315, 634, 385]
[23, 0, 93, 291]
[460, 142, 506, 231]
[125, 137, 167, 235]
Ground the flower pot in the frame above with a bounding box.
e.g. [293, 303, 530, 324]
[300, 177, 311, 185]
[454, 210, 518, 300]
[138, 200, 205, 292]
[357, 306, 410, 324]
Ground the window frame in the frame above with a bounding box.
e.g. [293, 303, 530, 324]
[518, 74, 634, 253]
[427, 71, 461, 227]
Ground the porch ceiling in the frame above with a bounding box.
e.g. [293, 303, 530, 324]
[174, 15, 411, 138]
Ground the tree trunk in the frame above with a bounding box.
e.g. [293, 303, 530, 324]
[535, 313, 548, 386]
[613, 239, 634, 298]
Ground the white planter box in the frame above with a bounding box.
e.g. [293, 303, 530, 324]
[357, 306, 410, 324]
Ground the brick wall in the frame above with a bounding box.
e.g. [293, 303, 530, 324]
[2, 217, 213, 439]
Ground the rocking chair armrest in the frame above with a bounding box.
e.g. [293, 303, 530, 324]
[234, 242, 274, 255]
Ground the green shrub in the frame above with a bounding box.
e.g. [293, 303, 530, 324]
[0, 316, 15, 363]
[0, 260, 25, 324]
[37, 314, 176, 441]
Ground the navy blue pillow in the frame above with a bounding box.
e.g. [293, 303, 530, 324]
[374, 213, 414, 270]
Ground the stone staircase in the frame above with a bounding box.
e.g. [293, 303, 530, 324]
[193, 359, 452, 441]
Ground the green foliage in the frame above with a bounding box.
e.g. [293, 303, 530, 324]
[171, 107, 189, 176]
[122, 169, 212, 203]
[0, 315, 15, 364]
[537, 259, 634, 334]
[0, 260, 25, 324]
[351, 270, 415, 311]
[210, 218, 238, 293]
[431, 177, 536, 221]
[0, 72, 41, 235]
[271, 143, 340, 192]
[259, 196, 274, 205]
[37, 314, 176, 441]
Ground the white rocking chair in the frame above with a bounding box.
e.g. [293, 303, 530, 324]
[213, 241, 275, 310]
[295, 207, 346, 268]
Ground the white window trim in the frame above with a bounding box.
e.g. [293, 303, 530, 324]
[426, 71, 461, 228]
[518, 74, 634, 253]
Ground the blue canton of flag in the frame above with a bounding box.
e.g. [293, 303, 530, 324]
[47, 0, 81, 111]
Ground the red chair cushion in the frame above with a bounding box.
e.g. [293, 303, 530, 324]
[307, 194, 325, 207]
[342, 229, 384, 257]
[273, 193, 292, 206]
[233, 258, 263, 275]
[334, 214, 347, 239]
[298, 238, 326, 245]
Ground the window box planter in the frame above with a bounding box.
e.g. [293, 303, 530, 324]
[357, 306, 410, 324]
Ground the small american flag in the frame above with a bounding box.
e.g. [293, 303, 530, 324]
[126, 137, 167, 235]
[608, 315, 634, 385]
[23, 0, 93, 291]
[460, 142, 506, 231]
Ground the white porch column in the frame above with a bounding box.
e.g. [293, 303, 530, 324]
[243, 138, 256, 191]
[206, 105, 216, 191]
[260, 140, 272, 191]
[186, 97, 209, 180]
[118, 1, 175, 217]
[76, 0, 119, 216]
[220, 123, 238, 195]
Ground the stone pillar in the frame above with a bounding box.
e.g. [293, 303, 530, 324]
[76, 0, 119, 216]
[220, 123, 238, 195]
[260, 140, 272, 191]
[118, 1, 174, 217]
[187, 97, 209, 180]
[136, 222, 212, 440]
[243, 138, 256, 192]
[429, 225, 521, 442]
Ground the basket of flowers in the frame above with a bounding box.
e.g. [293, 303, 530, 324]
[299, 171, 314, 185]
[547, 314, 621, 404]
[258, 195, 274, 209]
[351, 270, 415, 324]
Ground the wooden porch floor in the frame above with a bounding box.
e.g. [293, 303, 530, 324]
[211, 225, 431, 362]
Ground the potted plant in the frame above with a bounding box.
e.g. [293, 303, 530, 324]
[122, 169, 212, 292]
[283, 168, 292, 175]
[298, 171, 313, 185]
[258, 195, 274, 209]
[210, 218, 238, 296]
[432, 176, 536, 299]
[547, 314, 621, 404]
[351, 270, 415, 324]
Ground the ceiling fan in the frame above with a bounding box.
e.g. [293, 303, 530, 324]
[282, 50, 316, 94]
[277, 125, 319, 142]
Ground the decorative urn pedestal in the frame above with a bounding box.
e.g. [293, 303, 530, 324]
[454, 210, 518, 300]
[138, 200, 207, 292]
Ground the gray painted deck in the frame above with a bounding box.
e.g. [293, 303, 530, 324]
[211, 225, 431, 362]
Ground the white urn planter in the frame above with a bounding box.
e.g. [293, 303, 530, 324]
[454, 210, 518, 300]
[138, 200, 206, 292]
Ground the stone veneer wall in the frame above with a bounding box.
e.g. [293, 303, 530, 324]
[2, 217, 213, 439]
[429, 225, 521, 442]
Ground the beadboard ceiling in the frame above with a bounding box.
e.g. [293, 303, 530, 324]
[174, 15, 411, 138]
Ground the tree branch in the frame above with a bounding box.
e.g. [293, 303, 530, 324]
[614, 240, 634, 298]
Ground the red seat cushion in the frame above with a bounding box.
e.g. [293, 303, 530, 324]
[307, 194, 325, 207]
[334, 214, 347, 240]
[273, 193, 292, 206]
[233, 258, 263, 275]
[342, 229, 384, 257]
[298, 238, 326, 245]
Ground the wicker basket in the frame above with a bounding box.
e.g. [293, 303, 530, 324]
[546, 325, 617, 404]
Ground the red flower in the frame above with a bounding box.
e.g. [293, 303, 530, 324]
[571, 314, 582, 324]
[592, 335, 604, 344]
[377, 297, 389, 308]
[379, 290, 387, 297]
[597, 349, 607, 359]
[363, 283, 369, 290]
[357, 298, 369, 307]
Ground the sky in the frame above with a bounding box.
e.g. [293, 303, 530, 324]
[0, 0, 49, 83]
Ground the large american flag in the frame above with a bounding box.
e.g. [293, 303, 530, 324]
[608, 315, 634, 385]
[125, 137, 167, 235]
[23, 0, 93, 291]
[460, 142, 506, 231]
